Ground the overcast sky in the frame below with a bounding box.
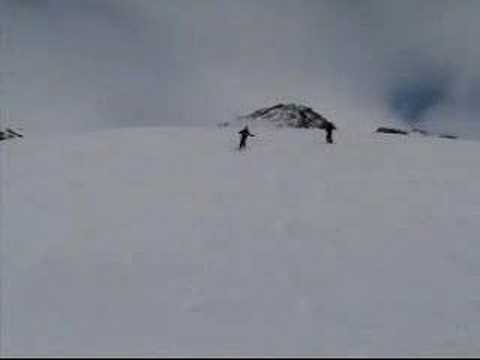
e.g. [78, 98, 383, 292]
[2, 0, 480, 137]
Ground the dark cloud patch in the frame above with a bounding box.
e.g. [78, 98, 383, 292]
[390, 83, 447, 125]
[387, 65, 452, 125]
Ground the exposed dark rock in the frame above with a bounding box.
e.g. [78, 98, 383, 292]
[239, 103, 332, 129]
[375, 127, 409, 135]
[438, 134, 458, 139]
[0, 128, 23, 141]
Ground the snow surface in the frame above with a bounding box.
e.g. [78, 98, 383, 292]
[2, 126, 480, 356]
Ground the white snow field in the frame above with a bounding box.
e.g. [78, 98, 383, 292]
[2, 126, 480, 356]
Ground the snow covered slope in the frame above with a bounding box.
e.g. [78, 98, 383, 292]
[2, 126, 480, 356]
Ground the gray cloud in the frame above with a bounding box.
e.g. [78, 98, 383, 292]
[2, 0, 480, 137]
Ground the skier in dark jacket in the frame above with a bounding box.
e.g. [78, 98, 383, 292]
[323, 121, 337, 144]
[238, 126, 255, 150]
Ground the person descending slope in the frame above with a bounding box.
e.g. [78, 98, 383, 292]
[323, 120, 337, 144]
[238, 125, 255, 150]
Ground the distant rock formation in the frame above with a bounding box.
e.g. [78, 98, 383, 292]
[375, 127, 409, 135]
[375, 126, 457, 140]
[438, 134, 458, 139]
[237, 103, 332, 129]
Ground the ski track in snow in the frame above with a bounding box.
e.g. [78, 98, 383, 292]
[2, 126, 480, 356]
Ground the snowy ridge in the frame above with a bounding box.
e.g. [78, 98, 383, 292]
[2, 127, 480, 356]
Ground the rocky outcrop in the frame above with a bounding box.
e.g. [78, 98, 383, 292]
[375, 127, 409, 135]
[375, 126, 457, 140]
[0, 128, 23, 142]
[238, 103, 332, 129]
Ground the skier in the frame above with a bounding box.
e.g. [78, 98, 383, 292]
[323, 121, 337, 144]
[238, 125, 255, 150]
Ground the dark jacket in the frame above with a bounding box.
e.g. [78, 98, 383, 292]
[238, 127, 254, 137]
[238, 126, 255, 149]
